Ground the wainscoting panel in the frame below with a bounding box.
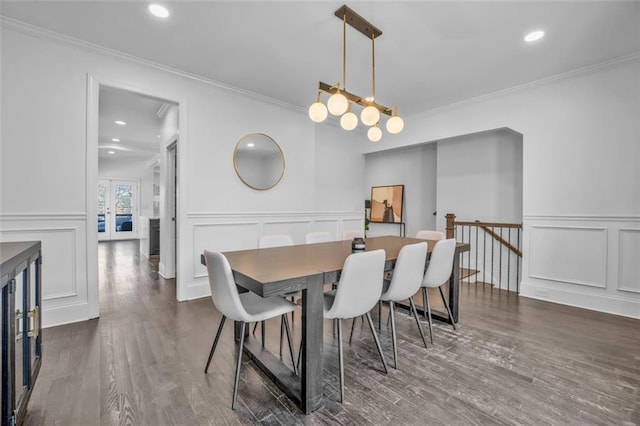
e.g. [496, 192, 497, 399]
[183, 211, 362, 300]
[192, 222, 260, 278]
[521, 215, 640, 319]
[618, 229, 640, 294]
[0, 214, 89, 327]
[529, 225, 607, 288]
[263, 220, 311, 244]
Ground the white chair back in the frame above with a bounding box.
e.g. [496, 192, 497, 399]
[325, 249, 386, 319]
[416, 230, 446, 241]
[305, 231, 331, 244]
[258, 234, 294, 248]
[422, 239, 457, 288]
[381, 242, 428, 302]
[342, 230, 364, 240]
[203, 249, 250, 322]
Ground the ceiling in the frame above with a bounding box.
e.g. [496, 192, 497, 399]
[98, 86, 170, 166]
[2, 1, 639, 117]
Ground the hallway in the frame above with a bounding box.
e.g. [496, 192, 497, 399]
[23, 240, 640, 425]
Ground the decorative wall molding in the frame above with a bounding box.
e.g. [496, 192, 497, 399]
[524, 214, 640, 223]
[618, 229, 640, 294]
[187, 211, 361, 220]
[0, 17, 305, 115]
[408, 52, 640, 120]
[528, 225, 608, 289]
[0, 212, 87, 221]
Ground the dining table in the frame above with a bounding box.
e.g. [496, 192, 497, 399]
[201, 235, 470, 414]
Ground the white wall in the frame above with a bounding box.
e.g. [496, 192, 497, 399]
[360, 57, 640, 319]
[0, 23, 362, 327]
[364, 144, 437, 237]
[436, 129, 523, 228]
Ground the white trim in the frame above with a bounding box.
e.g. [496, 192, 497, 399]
[186, 211, 361, 219]
[41, 301, 92, 328]
[0, 17, 304, 115]
[0, 213, 87, 221]
[618, 229, 640, 294]
[524, 214, 640, 222]
[407, 52, 640, 119]
[528, 225, 608, 289]
[520, 281, 640, 320]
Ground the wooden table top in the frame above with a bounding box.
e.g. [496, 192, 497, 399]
[222, 236, 468, 287]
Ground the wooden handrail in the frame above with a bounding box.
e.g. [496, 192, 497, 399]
[478, 225, 522, 257]
[445, 213, 522, 257]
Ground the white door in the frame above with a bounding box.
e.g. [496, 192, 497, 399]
[98, 179, 138, 240]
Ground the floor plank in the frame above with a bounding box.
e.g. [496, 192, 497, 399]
[23, 240, 640, 425]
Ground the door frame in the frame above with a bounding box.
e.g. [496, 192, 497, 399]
[86, 74, 188, 318]
[97, 177, 140, 241]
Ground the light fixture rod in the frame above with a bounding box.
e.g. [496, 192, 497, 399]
[371, 33, 376, 100]
[318, 81, 392, 116]
[342, 12, 346, 89]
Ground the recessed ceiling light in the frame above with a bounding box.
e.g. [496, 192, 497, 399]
[148, 4, 170, 19]
[112, 138, 120, 142]
[114, 120, 127, 126]
[247, 143, 255, 147]
[108, 150, 115, 155]
[524, 30, 545, 43]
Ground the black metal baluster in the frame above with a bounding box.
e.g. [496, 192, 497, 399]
[507, 228, 511, 295]
[475, 225, 479, 285]
[483, 228, 487, 287]
[466, 226, 470, 285]
[517, 228, 521, 294]
[491, 227, 495, 293]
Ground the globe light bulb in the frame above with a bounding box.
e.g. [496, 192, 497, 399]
[361, 105, 380, 126]
[327, 92, 348, 116]
[340, 110, 358, 130]
[367, 125, 382, 142]
[386, 115, 404, 134]
[308, 102, 328, 123]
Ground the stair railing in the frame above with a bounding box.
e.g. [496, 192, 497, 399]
[445, 213, 522, 293]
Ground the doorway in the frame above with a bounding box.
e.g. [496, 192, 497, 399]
[97, 178, 139, 241]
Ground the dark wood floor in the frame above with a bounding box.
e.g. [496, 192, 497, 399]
[24, 240, 639, 425]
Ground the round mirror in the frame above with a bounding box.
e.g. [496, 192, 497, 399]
[233, 133, 285, 190]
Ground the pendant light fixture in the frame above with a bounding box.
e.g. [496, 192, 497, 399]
[308, 5, 404, 142]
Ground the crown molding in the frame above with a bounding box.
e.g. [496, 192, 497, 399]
[407, 52, 640, 120]
[0, 16, 306, 115]
[523, 214, 640, 223]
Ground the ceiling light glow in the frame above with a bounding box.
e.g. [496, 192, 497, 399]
[114, 120, 127, 126]
[108, 150, 115, 154]
[112, 138, 120, 142]
[524, 30, 545, 42]
[148, 4, 170, 19]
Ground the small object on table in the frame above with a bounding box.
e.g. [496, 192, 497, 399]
[352, 237, 366, 251]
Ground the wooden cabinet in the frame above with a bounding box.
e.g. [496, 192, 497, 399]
[1, 242, 42, 426]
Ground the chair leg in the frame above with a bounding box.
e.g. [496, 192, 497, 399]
[378, 300, 382, 330]
[422, 287, 428, 321]
[282, 314, 297, 375]
[364, 312, 388, 374]
[409, 297, 428, 349]
[279, 316, 284, 357]
[296, 339, 303, 372]
[389, 301, 398, 369]
[205, 315, 226, 373]
[439, 286, 457, 330]
[232, 322, 246, 410]
[261, 320, 266, 347]
[337, 318, 344, 403]
[424, 288, 434, 344]
[252, 322, 258, 335]
[290, 296, 295, 326]
[348, 316, 358, 344]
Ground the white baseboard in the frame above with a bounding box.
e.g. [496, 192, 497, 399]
[181, 280, 210, 302]
[520, 281, 640, 319]
[42, 301, 94, 328]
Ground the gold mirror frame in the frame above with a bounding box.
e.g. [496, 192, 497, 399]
[233, 133, 285, 191]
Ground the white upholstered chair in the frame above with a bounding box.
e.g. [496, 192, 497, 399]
[305, 231, 332, 244]
[420, 238, 458, 343]
[342, 229, 364, 240]
[202, 249, 297, 409]
[415, 230, 446, 241]
[378, 242, 429, 369]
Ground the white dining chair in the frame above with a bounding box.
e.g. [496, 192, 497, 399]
[342, 229, 364, 240]
[255, 234, 295, 355]
[378, 242, 429, 369]
[299, 249, 388, 403]
[415, 230, 446, 241]
[420, 238, 458, 343]
[305, 231, 332, 244]
[202, 249, 298, 409]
